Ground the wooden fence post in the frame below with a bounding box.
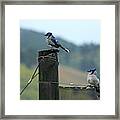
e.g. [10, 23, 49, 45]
[38, 49, 59, 100]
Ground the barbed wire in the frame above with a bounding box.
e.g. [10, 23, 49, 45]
[37, 81, 87, 87]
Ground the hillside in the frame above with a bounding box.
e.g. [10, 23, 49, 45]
[20, 28, 100, 76]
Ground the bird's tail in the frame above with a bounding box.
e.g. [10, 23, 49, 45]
[59, 44, 70, 53]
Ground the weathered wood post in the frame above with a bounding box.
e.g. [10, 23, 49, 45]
[38, 49, 59, 100]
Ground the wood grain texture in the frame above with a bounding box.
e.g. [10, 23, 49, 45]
[38, 49, 59, 100]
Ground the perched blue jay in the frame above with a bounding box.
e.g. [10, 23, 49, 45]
[87, 68, 100, 98]
[45, 32, 70, 53]
[87, 68, 99, 87]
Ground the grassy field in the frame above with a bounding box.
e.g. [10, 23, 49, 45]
[20, 64, 39, 100]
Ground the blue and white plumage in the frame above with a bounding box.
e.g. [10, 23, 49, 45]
[86, 68, 100, 98]
[45, 32, 70, 53]
[87, 68, 99, 86]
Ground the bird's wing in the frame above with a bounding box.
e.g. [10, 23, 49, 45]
[49, 35, 70, 52]
[51, 35, 58, 45]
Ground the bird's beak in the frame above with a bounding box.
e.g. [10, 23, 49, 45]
[45, 34, 47, 36]
[87, 70, 91, 72]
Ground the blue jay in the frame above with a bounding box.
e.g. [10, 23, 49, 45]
[87, 68, 99, 87]
[45, 32, 70, 53]
[87, 68, 100, 98]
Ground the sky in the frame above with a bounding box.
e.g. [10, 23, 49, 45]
[20, 20, 100, 45]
